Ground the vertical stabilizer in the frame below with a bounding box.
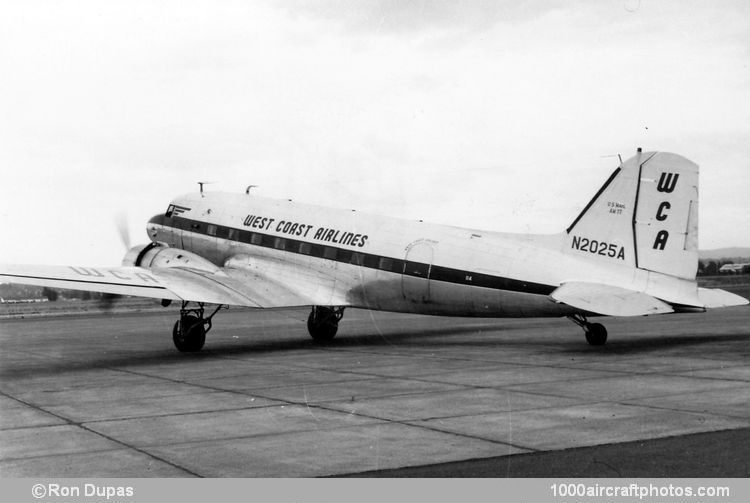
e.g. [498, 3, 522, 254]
[565, 151, 699, 280]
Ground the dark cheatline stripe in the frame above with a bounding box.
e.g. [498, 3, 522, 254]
[150, 214, 556, 296]
[0, 274, 168, 291]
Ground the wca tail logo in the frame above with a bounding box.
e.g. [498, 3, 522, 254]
[652, 171, 679, 251]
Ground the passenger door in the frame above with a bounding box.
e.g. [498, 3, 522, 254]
[401, 239, 434, 303]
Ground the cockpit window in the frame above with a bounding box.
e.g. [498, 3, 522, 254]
[165, 204, 190, 218]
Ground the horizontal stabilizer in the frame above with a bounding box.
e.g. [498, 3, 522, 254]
[697, 287, 749, 309]
[550, 281, 674, 316]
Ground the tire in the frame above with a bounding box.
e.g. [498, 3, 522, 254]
[307, 308, 339, 342]
[173, 314, 206, 352]
[585, 322, 608, 346]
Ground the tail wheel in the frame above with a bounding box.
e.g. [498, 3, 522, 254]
[584, 322, 608, 346]
[568, 315, 608, 346]
[307, 306, 343, 342]
[173, 314, 206, 352]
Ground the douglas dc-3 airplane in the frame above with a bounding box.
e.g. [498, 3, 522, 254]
[1, 150, 747, 352]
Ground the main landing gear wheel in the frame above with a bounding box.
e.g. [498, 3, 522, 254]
[307, 306, 344, 342]
[173, 314, 206, 352]
[172, 301, 226, 352]
[584, 323, 607, 346]
[568, 315, 608, 346]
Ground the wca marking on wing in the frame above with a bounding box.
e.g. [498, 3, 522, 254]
[68, 266, 158, 283]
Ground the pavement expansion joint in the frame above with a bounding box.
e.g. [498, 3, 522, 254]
[402, 421, 539, 453]
[130, 420, 390, 450]
[73, 424, 202, 477]
[283, 400, 538, 452]
[619, 400, 750, 422]
[0, 388, 201, 477]
[78, 403, 288, 425]
[0, 447, 128, 465]
[0, 423, 67, 433]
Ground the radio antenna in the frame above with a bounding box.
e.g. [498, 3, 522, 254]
[197, 181, 216, 197]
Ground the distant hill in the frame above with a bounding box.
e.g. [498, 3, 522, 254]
[699, 248, 750, 261]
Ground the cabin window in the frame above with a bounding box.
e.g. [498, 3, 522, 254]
[364, 255, 379, 268]
[262, 234, 276, 247]
[207, 224, 217, 236]
[323, 247, 337, 260]
[405, 261, 430, 277]
[250, 233, 262, 245]
[228, 228, 239, 241]
[379, 257, 393, 271]
[337, 249, 352, 263]
[274, 237, 287, 250]
[299, 242, 312, 255]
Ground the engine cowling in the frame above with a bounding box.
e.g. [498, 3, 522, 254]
[121, 243, 220, 273]
[121, 243, 159, 267]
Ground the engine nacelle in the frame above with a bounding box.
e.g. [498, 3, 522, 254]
[121, 243, 158, 267]
[121, 243, 220, 273]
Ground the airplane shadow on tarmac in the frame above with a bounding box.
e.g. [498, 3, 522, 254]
[3, 321, 748, 378]
[558, 332, 750, 356]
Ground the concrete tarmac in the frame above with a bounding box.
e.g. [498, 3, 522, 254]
[1, 306, 749, 477]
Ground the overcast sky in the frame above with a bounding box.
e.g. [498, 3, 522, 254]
[1, 0, 748, 266]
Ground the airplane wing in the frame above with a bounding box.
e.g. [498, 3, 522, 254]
[0, 257, 343, 308]
[550, 281, 674, 316]
[1, 264, 182, 301]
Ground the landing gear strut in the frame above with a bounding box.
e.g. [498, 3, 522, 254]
[568, 314, 608, 346]
[172, 301, 226, 352]
[307, 306, 344, 342]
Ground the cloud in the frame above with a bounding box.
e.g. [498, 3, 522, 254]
[277, 0, 564, 34]
[0, 0, 748, 264]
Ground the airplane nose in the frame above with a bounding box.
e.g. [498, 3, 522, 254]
[146, 214, 167, 242]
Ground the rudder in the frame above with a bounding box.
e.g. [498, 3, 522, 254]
[633, 152, 698, 279]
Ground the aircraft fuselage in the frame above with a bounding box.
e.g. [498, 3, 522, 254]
[146, 191, 688, 318]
